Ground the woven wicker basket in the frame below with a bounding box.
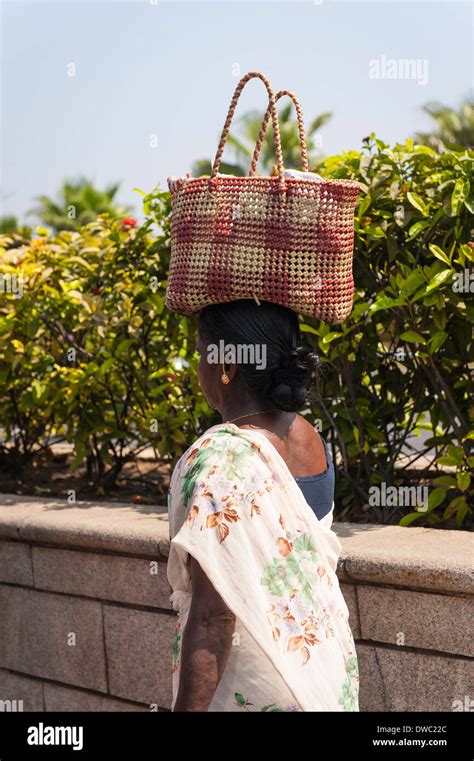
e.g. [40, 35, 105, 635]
[166, 71, 360, 323]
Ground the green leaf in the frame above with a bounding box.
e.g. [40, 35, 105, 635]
[451, 177, 470, 216]
[115, 338, 134, 356]
[321, 332, 342, 346]
[67, 255, 96, 272]
[358, 194, 371, 217]
[407, 191, 429, 216]
[67, 289, 85, 302]
[436, 456, 458, 467]
[31, 379, 47, 401]
[413, 145, 436, 156]
[400, 331, 426, 344]
[99, 357, 115, 376]
[300, 323, 319, 336]
[234, 693, 246, 706]
[444, 495, 468, 522]
[464, 192, 474, 214]
[407, 220, 431, 241]
[400, 512, 423, 527]
[369, 296, 405, 313]
[448, 444, 465, 463]
[425, 269, 453, 294]
[455, 500, 469, 527]
[429, 244, 451, 267]
[11, 339, 25, 353]
[401, 272, 425, 298]
[457, 472, 471, 491]
[428, 331, 448, 354]
[427, 487, 446, 511]
[433, 476, 457, 488]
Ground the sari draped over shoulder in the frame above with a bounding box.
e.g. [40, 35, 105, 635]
[166, 423, 359, 712]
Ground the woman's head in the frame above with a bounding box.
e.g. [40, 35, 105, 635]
[197, 299, 320, 415]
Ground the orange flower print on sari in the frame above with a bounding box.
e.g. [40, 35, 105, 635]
[204, 497, 240, 543]
[261, 531, 338, 665]
[267, 595, 321, 665]
[185, 504, 199, 528]
[179, 429, 273, 542]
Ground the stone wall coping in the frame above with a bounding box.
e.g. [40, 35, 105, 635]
[0, 494, 472, 594]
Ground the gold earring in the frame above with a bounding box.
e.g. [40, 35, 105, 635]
[221, 363, 230, 385]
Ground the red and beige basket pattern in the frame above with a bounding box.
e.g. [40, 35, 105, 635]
[166, 72, 360, 324]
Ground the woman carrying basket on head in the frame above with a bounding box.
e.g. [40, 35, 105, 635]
[165, 73, 360, 712]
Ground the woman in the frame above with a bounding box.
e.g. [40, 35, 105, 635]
[166, 300, 359, 712]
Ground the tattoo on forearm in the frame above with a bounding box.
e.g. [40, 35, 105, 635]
[173, 610, 236, 712]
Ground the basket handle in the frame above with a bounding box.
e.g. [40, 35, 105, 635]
[249, 89, 308, 176]
[209, 72, 286, 191]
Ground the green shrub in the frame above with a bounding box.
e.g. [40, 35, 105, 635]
[306, 135, 473, 527]
[0, 137, 472, 526]
[0, 191, 212, 490]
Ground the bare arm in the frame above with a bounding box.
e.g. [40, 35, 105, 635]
[173, 556, 236, 712]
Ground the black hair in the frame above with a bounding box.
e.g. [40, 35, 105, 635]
[198, 299, 321, 412]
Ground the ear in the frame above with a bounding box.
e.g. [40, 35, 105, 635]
[223, 362, 238, 382]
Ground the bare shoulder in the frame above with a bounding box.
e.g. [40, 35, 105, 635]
[294, 413, 322, 441]
[287, 414, 326, 473]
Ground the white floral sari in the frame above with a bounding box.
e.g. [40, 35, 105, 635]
[166, 422, 359, 712]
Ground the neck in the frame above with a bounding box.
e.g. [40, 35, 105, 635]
[220, 398, 269, 423]
[220, 402, 295, 434]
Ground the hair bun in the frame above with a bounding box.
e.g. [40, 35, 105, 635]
[268, 345, 320, 412]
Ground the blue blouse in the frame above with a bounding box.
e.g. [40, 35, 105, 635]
[293, 435, 334, 520]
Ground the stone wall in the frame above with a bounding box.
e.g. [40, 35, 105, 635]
[0, 494, 472, 712]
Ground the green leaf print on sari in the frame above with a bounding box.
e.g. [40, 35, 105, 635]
[181, 429, 257, 507]
[338, 656, 359, 712]
[172, 621, 182, 673]
[179, 429, 276, 543]
[261, 525, 338, 665]
[234, 693, 300, 712]
[261, 532, 322, 605]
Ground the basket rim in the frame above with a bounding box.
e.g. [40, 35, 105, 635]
[168, 174, 362, 194]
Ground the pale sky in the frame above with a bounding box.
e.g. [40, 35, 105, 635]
[1, 0, 472, 223]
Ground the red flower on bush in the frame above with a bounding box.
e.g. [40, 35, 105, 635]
[122, 217, 138, 229]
